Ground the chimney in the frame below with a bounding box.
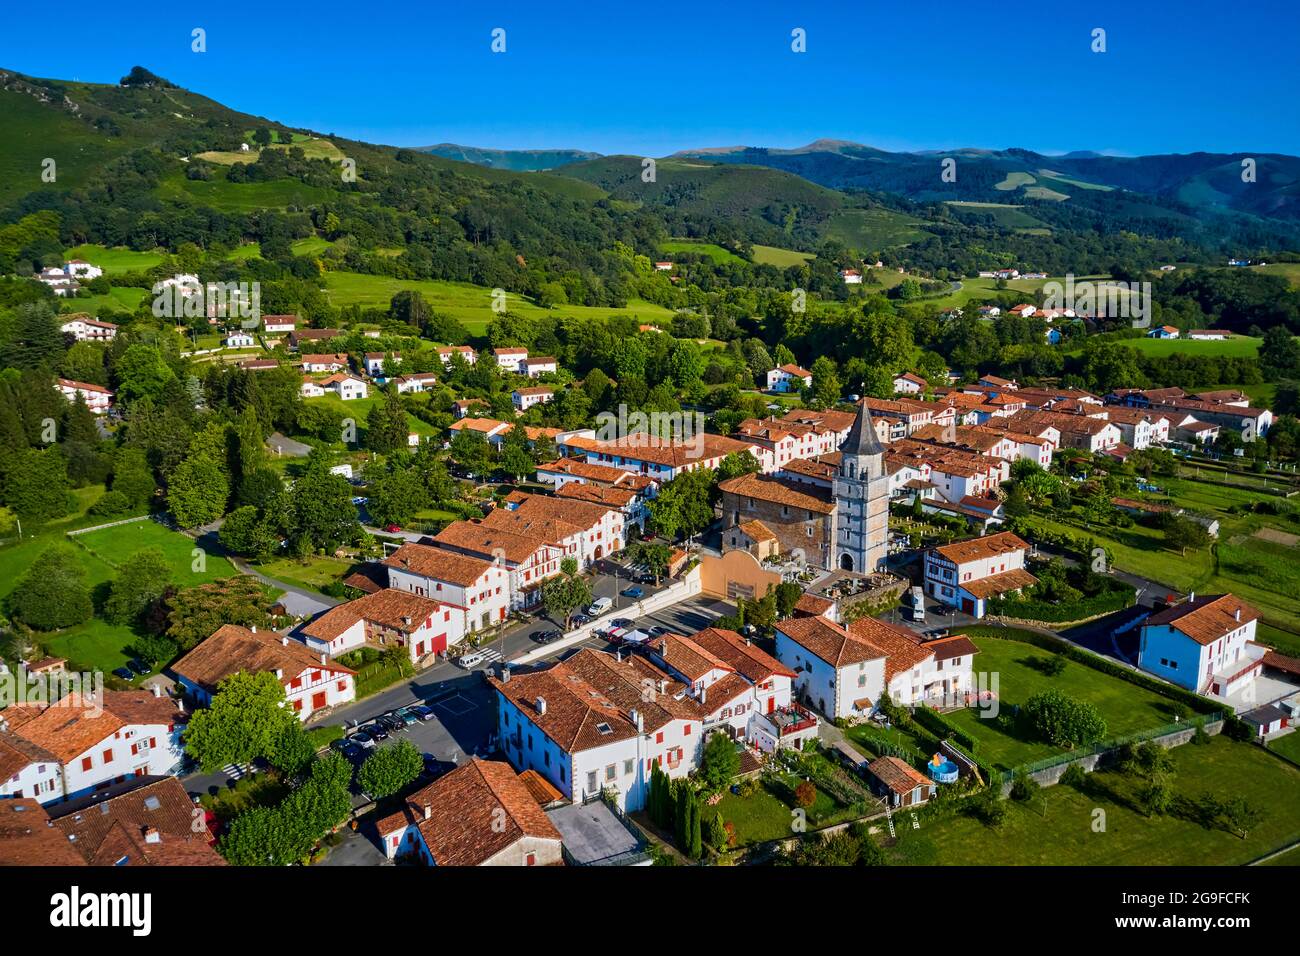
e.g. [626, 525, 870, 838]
[631, 708, 644, 733]
[1188, 591, 1196, 604]
[280, 636, 289, 646]
[151, 684, 162, 698]
[423, 804, 431, 821]
[500, 665, 511, 683]
[1235, 608, 1241, 622]
[274, 669, 283, 679]
[657, 679, 666, 694]
[250, 625, 257, 633]
[535, 696, 547, 715]
[320, 653, 327, 665]
[699, 686, 707, 705]
[142, 826, 160, 845]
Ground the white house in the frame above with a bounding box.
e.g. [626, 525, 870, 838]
[773, 614, 978, 719]
[512, 386, 553, 411]
[383, 542, 512, 635]
[300, 588, 457, 665]
[392, 372, 439, 394]
[375, 758, 564, 865]
[893, 372, 926, 395]
[364, 352, 399, 377]
[64, 260, 103, 280]
[301, 353, 349, 374]
[37, 268, 79, 296]
[524, 356, 558, 377]
[494, 347, 529, 373]
[60, 317, 117, 341]
[923, 530, 1035, 618]
[1138, 593, 1260, 697]
[489, 648, 711, 811]
[840, 269, 863, 284]
[223, 332, 256, 348]
[766, 363, 813, 393]
[0, 730, 62, 804]
[0, 690, 183, 803]
[262, 314, 297, 333]
[321, 373, 368, 400]
[299, 378, 326, 398]
[436, 345, 478, 366]
[172, 625, 356, 722]
[1148, 326, 1180, 339]
[55, 378, 113, 414]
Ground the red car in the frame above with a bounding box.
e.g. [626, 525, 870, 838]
[384, 523, 402, 532]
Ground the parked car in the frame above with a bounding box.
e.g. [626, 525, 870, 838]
[393, 707, 420, 726]
[621, 586, 644, 599]
[378, 713, 406, 732]
[610, 618, 634, 630]
[348, 731, 377, 749]
[126, 659, 152, 676]
[410, 705, 436, 722]
[458, 651, 487, 669]
[587, 597, 613, 617]
[570, 612, 591, 626]
[351, 496, 368, 505]
[532, 629, 561, 644]
[648, 625, 669, 637]
[634, 572, 655, 584]
[423, 754, 454, 779]
[112, 667, 135, 681]
[335, 741, 365, 761]
[363, 722, 390, 741]
[383, 523, 402, 533]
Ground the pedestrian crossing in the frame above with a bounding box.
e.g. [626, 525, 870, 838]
[477, 647, 503, 664]
[221, 762, 252, 780]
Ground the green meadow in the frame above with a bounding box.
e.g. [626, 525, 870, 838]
[321, 271, 674, 333]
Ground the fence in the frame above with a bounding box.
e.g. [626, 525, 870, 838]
[65, 514, 151, 537]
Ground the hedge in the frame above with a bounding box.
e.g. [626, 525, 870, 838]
[912, 705, 979, 754]
[967, 627, 1223, 716]
[988, 586, 1135, 623]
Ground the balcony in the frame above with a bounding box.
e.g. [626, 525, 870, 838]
[770, 702, 818, 737]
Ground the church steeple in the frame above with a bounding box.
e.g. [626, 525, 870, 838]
[843, 397, 884, 457]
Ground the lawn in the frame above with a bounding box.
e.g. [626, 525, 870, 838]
[63, 243, 165, 274]
[659, 238, 745, 265]
[61, 286, 148, 316]
[158, 169, 333, 213]
[713, 784, 799, 846]
[1065, 335, 1263, 359]
[42, 617, 140, 676]
[1267, 732, 1300, 766]
[255, 554, 352, 595]
[942, 631, 1189, 773]
[322, 271, 674, 334]
[291, 237, 335, 257]
[751, 244, 814, 268]
[300, 393, 439, 439]
[883, 737, 1300, 865]
[72, 519, 236, 585]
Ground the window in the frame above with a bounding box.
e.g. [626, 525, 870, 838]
[655, 731, 664, 744]
[81, 756, 93, 772]
[606, 764, 616, 782]
[526, 853, 537, 866]
[102, 748, 113, 764]
[683, 724, 692, 736]
[624, 759, 634, 776]
[587, 771, 597, 792]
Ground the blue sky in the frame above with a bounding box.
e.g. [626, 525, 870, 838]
[3, 0, 1298, 156]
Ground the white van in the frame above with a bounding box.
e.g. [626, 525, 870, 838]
[587, 597, 613, 617]
[910, 587, 926, 623]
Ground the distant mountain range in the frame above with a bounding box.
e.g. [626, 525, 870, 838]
[417, 144, 601, 171]
[429, 138, 1300, 224]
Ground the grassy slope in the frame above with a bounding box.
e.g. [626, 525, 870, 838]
[886, 737, 1300, 865]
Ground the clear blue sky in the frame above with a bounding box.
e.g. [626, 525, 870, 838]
[3, 0, 1298, 157]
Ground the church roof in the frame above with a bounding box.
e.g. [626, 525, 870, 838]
[843, 399, 884, 457]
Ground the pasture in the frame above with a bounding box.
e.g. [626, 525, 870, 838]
[751, 244, 814, 268]
[63, 244, 165, 274]
[322, 271, 674, 333]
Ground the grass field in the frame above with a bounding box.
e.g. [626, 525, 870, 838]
[1250, 262, 1300, 288]
[301, 393, 439, 439]
[255, 554, 352, 595]
[61, 286, 149, 316]
[944, 201, 1053, 231]
[822, 207, 929, 249]
[1067, 335, 1263, 359]
[158, 169, 333, 212]
[659, 238, 745, 265]
[322, 271, 674, 333]
[885, 737, 1300, 865]
[751, 244, 814, 268]
[1268, 733, 1300, 765]
[71, 518, 236, 585]
[292, 237, 335, 256]
[63, 243, 165, 274]
[942, 631, 1184, 772]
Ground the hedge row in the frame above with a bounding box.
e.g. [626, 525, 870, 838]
[912, 705, 979, 754]
[988, 587, 1135, 623]
[972, 627, 1223, 716]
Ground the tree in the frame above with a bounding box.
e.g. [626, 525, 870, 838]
[286, 464, 362, 553]
[103, 547, 172, 626]
[183, 671, 301, 773]
[541, 561, 592, 629]
[366, 389, 410, 454]
[1221, 795, 1265, 839]
[219, 505, 279, 560]
[810, 355, 841, 408]
[449, 427, 491, 475]
[130, 632, 179, 669]
[4, 447, 74, 522]
[9, 544, 92, 630]
[774, 581, 803, 618]
[794, 780, 817, 808]
[1163, 515, 1210, 556]
[160, 576, 274, 651]
[111, 447, 158, 508]
[114, 344, 177, 404]
[630, 541, 671, 584]
[366, 466, 428, 528]
[716, 450, 762, 482]
[648, 468, 716, 541]
[167, 453, 229, 528]
[1023, 689, 1108, 749]
[699, 732, 741, 790]
[357, 740, 423, 798]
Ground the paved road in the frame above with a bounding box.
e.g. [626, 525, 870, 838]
[193, 524, 341, 617]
